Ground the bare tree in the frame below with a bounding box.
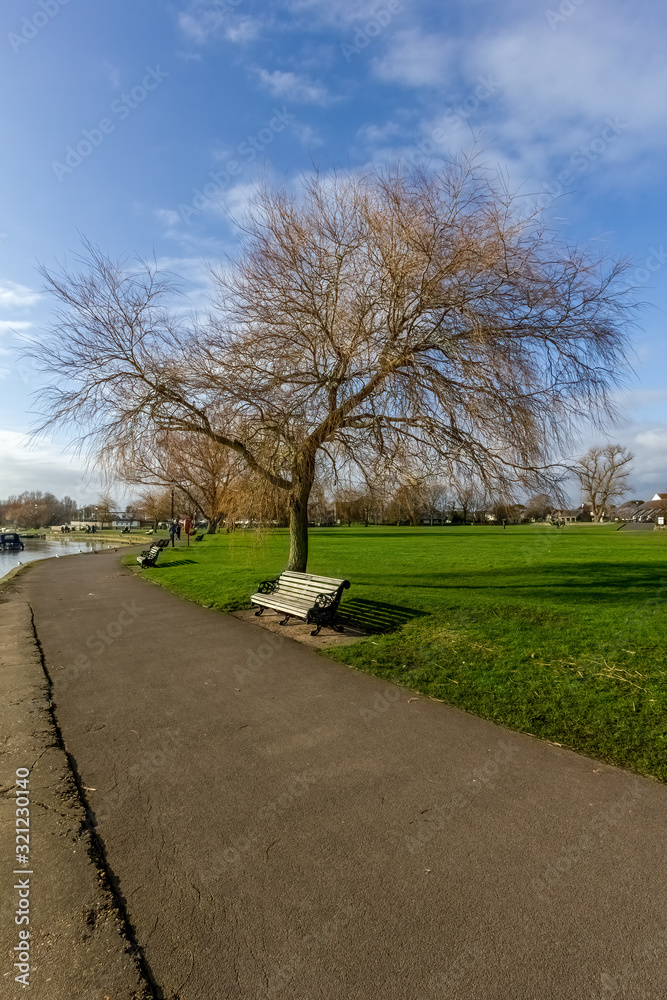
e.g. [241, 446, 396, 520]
[388, 476, 430, 526]
[96, 493, 116, 528]
[573, 444, 633, 522]
[29, 161, 634, 570]
[423, 482, 450, 524]
[134, 487, 173, 531]
[116, 431, 245, 533]
[1, 491, 78, 528]
[451, 480, 487, 524]
[524, 493, 556, 521]
[332, 486, 364, 526]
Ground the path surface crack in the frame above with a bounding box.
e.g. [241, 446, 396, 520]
[28, 602, 165, 1000]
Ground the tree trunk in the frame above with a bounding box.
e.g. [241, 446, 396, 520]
[288, 497, 309, 571]
[207, 514, 222, 534]
[287, 455, 315, 572]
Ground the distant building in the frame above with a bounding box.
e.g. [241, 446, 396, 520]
[609, 493, 667, 524]
[623, 493, 667, 524]
[554, 503, 594, 523]
[484, 504, 525, 524]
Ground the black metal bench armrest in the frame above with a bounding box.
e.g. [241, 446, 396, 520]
[314, 580, 350, 607]
[313, 591, 338, 610]
[306, 581, 350, 635]
[257, 579, 279, 594]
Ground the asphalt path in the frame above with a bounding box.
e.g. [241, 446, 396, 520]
[21, 549, 667, 999]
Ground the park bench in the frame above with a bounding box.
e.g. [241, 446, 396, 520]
[136, 541, 167, 568]
[251, 571, 351, 636]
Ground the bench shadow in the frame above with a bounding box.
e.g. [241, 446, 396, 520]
[155, 558, 197, 568]
[338, 597, 428, 634]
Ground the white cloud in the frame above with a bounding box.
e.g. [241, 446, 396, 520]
[225, 18, 262, 44]
[0, 321, 32, 334]
[621, 427, 667, 496]
[371, 4, 667, 193]
[152, 255, 221, 311]
[256, 68, 329, 105]
[0, 282, 40, 309]
[179, 11, 211, 44]
[154, 208, 182, 229]
[291, 122, 324, 147]
[357, 120, 402, 144]
[635, 429, 667, 451]
[373, 30, 456, 88]
[284, 0, 385, 27]
[0, 429, 96, 499]
[195, 181, 262, 231]
[153, 205, 232, 255]
[178, 4, 262, 46]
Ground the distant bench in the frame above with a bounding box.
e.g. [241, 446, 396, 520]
[137, 538, 170, 568]
[250, 571, 350, 636]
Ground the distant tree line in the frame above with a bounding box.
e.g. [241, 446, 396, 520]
[0, 491, 79, 529]
[1, 441, 634, 533]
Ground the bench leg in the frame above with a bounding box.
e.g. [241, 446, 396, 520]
[279, 615, 291, 626]
[310, 622, 345, 636]
[254, 606, 264, 617]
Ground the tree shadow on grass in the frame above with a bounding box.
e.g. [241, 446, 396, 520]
[338, 597, 428, 634]
[360, 561, 667, 601]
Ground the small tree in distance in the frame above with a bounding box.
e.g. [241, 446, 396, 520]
[135, 488, 173, 532]
[29, 159, 635, 571]
[96, 493, 116, 528]
[116, 431, 245, 534]
[524, 493, 556, 521]
[573, 444, 634, 522]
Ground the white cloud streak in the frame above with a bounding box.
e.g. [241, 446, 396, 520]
[0, 429, 97, 499]
[0, 282, 40, 309]
[256, 68, 329, 104]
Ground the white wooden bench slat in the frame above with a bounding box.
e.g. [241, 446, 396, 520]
[280, 572, 346, 586]
[274, 584, 338, 598]
[269, 591, 316, 602]
[279, 577, 339, 586]
[251, 592, 314, 606]
[252, 599, 312, 613]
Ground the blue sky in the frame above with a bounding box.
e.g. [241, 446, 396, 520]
[1, 0, 666, 501]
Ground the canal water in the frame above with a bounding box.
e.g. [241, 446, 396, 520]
[0, 536, 122, 581]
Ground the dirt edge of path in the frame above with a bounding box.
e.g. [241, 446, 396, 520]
[0, 572, 156, 1000]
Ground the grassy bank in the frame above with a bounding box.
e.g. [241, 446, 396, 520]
[54, 528, 162, 544]
[125, 525, 667, 781]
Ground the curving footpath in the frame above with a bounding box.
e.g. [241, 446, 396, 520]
[3, 548, 667, 999]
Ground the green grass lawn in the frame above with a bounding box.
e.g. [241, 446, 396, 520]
[124, 524, 667, 781]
